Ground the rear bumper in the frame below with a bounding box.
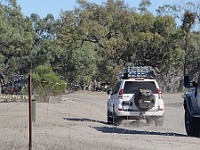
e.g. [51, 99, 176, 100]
[115, 109, 164, 118]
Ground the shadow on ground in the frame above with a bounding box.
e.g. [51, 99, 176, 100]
[93, 126, 186, 137]
[63, 117, 186, 137]
[63, 118, 107, 124]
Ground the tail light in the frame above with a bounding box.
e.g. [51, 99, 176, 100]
[158, 89, 161, 94]
[118, 89, 123, 99]
[158, 89, 162, 99]
[11, 88, 14, 91]
[119, 89, 123, 95]
[158, 105, 164, 111]
[118, 108, 123, 111]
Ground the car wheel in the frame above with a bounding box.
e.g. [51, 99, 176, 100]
[113, 107, 122, 126]
[185, 110, 200, 137]
[107, 109, 113, 125]
[146, 117, 154, 125]
[155, 117, 164, 126]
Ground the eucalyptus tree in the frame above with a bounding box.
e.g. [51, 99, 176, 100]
[138, 0, 151, 14]
[68, 42, 97, 87]
[28, 13, 57, 70]
[74, 0, 137, 79]
[52, 10, 79, 86]
[49, 8, 98, 89]
[0, 0, 35, 77]
[68, 0, 186, 88]
[156, 1, 200, 79]
[186, 32, 200, 79]
[181, 10, 196, 77]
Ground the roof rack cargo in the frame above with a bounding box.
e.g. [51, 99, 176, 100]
[117, 66, 156, 79]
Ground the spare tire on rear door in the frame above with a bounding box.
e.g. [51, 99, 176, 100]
[134, 89, 155, 111]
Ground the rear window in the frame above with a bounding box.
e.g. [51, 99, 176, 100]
[123, 81, 158, 94]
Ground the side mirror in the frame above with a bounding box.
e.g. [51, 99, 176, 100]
[184, 76, 197, 88]
[107, 89, 112, 95]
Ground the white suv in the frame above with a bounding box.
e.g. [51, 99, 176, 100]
[107, 66, 164, 126]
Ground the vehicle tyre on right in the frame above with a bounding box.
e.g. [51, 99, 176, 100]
[185, 110, 200, 137]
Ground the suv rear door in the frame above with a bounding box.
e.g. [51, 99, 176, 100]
[122, 80, 159, 111]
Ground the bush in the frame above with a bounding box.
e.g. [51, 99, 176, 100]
[31, 65, 67, 102]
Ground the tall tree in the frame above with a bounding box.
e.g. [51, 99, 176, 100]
[138, 0, 151, 14]
[0, 1, 35, 76]
[181, 10, 196, 76]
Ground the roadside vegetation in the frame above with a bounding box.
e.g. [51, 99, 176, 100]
[0, 0, 200, 93]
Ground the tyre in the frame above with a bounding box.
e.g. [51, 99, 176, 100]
[107, 109, 113, 125]
[155, 117, 164, 126]
[146, 117, 154, 125]
[185, 110, 200, 137]
[113, 107, 122, 126]
[134, 89, 155, 111]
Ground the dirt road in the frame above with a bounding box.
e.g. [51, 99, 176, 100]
[0, 91, 200, 150]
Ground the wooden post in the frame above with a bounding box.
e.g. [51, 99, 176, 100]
[29, 74, 32, 150]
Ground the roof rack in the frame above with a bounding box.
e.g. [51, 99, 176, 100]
[117, 66, 156, 79]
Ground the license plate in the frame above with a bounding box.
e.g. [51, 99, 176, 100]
[123, 105, 129, 110]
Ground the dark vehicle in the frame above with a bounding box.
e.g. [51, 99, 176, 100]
[1, 75, 27, 94]
[183, 75, 200, 137]
[2, 83, 12, 94]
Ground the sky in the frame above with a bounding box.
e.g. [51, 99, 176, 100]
[16, 0, 197, 19]
[16, 0, 199, 30]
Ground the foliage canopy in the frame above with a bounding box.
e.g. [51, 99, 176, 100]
[0, 0, 200, 92]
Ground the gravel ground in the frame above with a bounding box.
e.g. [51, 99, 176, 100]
[0, 91, 199, 150]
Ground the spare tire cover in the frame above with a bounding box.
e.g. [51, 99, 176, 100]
[134, 89, 155, 111]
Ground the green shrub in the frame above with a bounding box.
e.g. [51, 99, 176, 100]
[32, 65, 67, 100]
